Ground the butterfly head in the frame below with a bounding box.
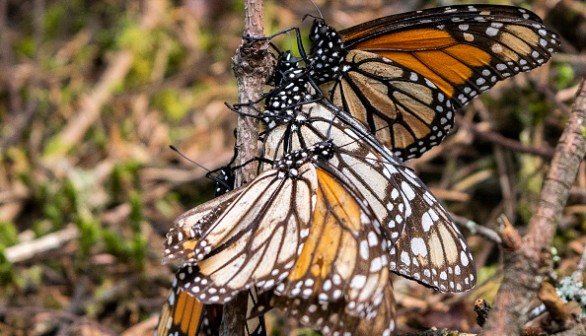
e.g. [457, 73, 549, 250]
[268, 50, 302, 86]
[310, 140, 335, 161]
[309, 19, 341, 46]
[308, 19, 346, 83]
[273, 141, 334, 178]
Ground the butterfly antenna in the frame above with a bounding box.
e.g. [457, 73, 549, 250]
[169, 145, 211, 173]
[306, 0, 324, 20]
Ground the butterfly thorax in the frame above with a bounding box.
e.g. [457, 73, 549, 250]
[308, 19, 346, 83]
[273, 141, 334, 179]
[262, 53, 315, 129]
[211, 167, 235, 196]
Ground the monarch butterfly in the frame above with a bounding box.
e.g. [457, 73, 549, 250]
[164, 140, 392, 322]
[303, 5, 559, 160]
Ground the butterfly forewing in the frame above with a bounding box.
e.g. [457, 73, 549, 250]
[340, 5, 559, 107]
[274, 166, 390, 319]
[164, 190, 241, 263]
[172, 163, 318, 303]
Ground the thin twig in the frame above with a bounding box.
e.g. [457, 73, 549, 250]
[220, 1, 272, 335]
[451, 214, 502, 245]
[4, 224, 79, 263]
[480, 78, 586, 335]
[456, 115, 555, 159]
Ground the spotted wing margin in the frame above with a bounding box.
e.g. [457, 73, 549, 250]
[164, 190, 241, 263]
[175, 163, 318, 304]
[274, 167, 389, 319]
[319, 49, 455, 160]
[325, 115, 476, 292]
[329, 116, 476, 293]
[267, 281, 395, 336]
[339, 4, 560, 108]
[155, 277, 206, 336]
[385, 180, 475, 294]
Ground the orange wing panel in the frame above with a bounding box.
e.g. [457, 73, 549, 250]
[352, 29, 456, 50]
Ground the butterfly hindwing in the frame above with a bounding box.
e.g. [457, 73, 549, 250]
[319, 48, 456, 160]
[307, 5, 559, 160]
[265, 281, 395, 336]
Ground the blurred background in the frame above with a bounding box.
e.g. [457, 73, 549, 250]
[0, 0, 583, 335]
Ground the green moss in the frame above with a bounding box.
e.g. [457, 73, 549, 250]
[44, 4, 66, 37]
[44, 136, 68, 157]
[477, 264, 498, 286]
[555, 63, 576, 89]
[43, 203, 64, 229]
[155, 192, 180, 218]
[0, 248, 15, 286]
[103, 229, 126, 260]
[152, 88, 194, 121]
[89, 127, 109, 152]
[130, 235, 147, 270]
[22, 265, 43, 290]
[0, 221, 19, 247]
[108, 161, 142, 203]
[77, 217, 101, 258]
[129, 192, 143, 232]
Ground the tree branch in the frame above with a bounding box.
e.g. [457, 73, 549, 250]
[220, 1, 272, 335]
[480, 78, 586, 335]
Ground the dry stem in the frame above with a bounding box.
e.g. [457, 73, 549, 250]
[480, 78, 586, 335]
[220, 1, 272, 335]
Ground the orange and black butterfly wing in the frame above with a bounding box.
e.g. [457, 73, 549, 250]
[340, 5, 560, 108]
[274, 165, 390, 319]
[155, 278, 266, 336]
[317, 47, 456, 160]
[155, 279, 207, 336]
[309, 5, 559, 160]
